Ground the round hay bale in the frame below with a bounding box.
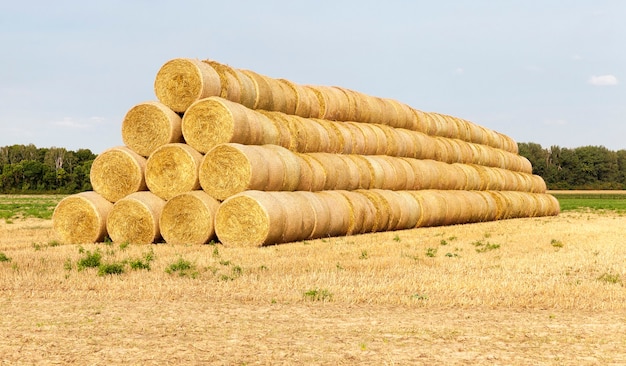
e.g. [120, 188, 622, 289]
[345, 155, 373, 189]
[258, 110, 294, 150]
[276, 79, 298, 115]
[106, 191, 165, 244]
[297, 154, 327, 191]
[315, 119, 345, 154]
[204, 60, 242, 104]
[302, 85, 323, 118]
[355, 189, 391, 232]
[530, 175, 547, 193]
[338, 190, 377, 235]
[145, 143, 203, 200]
[272, 192, 316, 243]
[317, 86, 350, 121]
[410, 109, 430, 133]
[200, 143, 289, 200]
[350, 123, 380, 155]
[344, 122, 368, 155]
[181, 96, 251, 153]
[391, 128, 412, 158]
[336, 154, 363, 191]
[413, 132, 438, 160]
[154, 58, 221, 113]
[232, 68, 258, 109]
[337, 87, 359, 122]
[475, 191, 498, 222]
[286, 81, 312, 118]
[394, 191, 421, 230]
[410, 190, 448, 227]
[315, 191, 352, 237]
[298, 191, 332, 239]
[52, 191, 113, 244]
[265, 144, 302, 191]
[250, 111, 280, 146]
[262, 76, 288, 113]
[307, 153, 349, 191]
[121, 101, 183, 157]
[368, 124, 391, 155]
[90, 146, 147, 203]
[240, 69, 274, 110]
[215, 190, 285, 247]
[360, 156, 385, 189]
[159, 191, 220, 245]
[453, 163, 482, 190]
[402, 158, 435, 190]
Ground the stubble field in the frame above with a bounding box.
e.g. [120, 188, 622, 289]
[1, 193, 626, 365]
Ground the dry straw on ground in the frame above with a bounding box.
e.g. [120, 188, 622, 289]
[159, 190, 220, 245]
[121, 101, 183, 157]
[145, 143, 203, 200]
[52, 191, 113, 244]
[90, 146, 147, 202]
[106, 191, 166, 244]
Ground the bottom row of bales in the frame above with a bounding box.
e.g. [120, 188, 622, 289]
[52, 189, 560, 247]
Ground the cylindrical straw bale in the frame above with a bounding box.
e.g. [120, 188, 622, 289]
[316, 191, 352, 237]
[182, 97, 251, 153]
[284, 80, 312, 118]
[316, 86, 350, 121]
[298, 191, 331, 239]
[315, 119, 345, 154]
[345, 155, 373, 189]
[337, 88, 359, 122]
[276, 79, 298, 115]
[257, 110, 293, 150]
[530, 175, 547, 193]
[106, 191, 165, 244]
[369, 124, 392, 155]
[154, 58, 221, 113]
[121, 101, 183, 157]
[145, 143, 203, 200]
[90, 146, 147, 203]
[307, 153, 349, 191]
[402, 158, 434, 190]
[453, 163, 482, 190]
[272, 192, 316, 243]
[265, 144, 302, 191]
[204, 60, 242, 104]
[240, 69, 274, 111]
[393, 191, 421, 230]
[355, 189, 391, 232]
[52, 191, 113, 244]
[262, 76, 288, 113]
[410, 109, 430, 134]
[475, 191, 498, 222]
[411, 190, 448, 227]
[159, 191, 220, 245]
[360, 156, 385, 190]
[215, 191, 285, 247]
[338, 190, 377, 235]
[344, 122, 368, 155]
[298, 154, 327, 191]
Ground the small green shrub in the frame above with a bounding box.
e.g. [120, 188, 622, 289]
[472, 240, 501, 253]
[303, 288, 333, 302]
[165, 257, 197, 278]
[598, 272, 622, 285]
[551, 239, 564, 248]
[426, 247, 437, 257]
[0, 252, 11, 262]
[98, 262, 125, 276]
[77, 249, 102, 270]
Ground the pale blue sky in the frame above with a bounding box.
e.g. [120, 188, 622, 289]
[1, 1, 624, 154]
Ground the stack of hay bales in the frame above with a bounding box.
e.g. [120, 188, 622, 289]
[52, 57, 559, 246]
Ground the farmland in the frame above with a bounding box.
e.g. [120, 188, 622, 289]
[1, 193, 626, 364]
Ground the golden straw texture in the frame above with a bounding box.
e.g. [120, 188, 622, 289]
[52, 191, 113, 244]
[160, 191, 220, 245]
[90, 146, 147, 202]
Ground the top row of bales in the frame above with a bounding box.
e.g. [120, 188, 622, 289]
[153, 58, 519, 154]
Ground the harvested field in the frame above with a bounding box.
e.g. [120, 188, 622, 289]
[2, 195, 626, 364]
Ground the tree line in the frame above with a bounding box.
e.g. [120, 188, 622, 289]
[2, 143, 626, 194]
[0, 144, 96, 194]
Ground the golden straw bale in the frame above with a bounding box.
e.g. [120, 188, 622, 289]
[297, 154, 327, 191]
[307, 153, 345, 190]
[232, 68, 258, 109]
[284, 80, 312, 118]
[411, 190, 449, 227]
[298, 191, 332, 239]
[337, 88, 359, 122]
[410, 109, 430, 133]
[393, 191, 421, 230]
[349, 123, 380, 155]
[106, 191, 166, 244]
[453, 163, 482, 190]
[257, 110, 293, 150]
[401, 158, 434, 190]
[52, 191, 113, 244]
[345, 155, 373, 189]
[159, 191, 220, 245]
[276, 79, 298, 115]
[337, 154, 363, 191]
[474, 191, 498, 222]
[182, 96, 250, 153]
[338, 190, 377, 235]
[272, 192, 317, 243]
[530, 175, 547, 193]
[343, 122, 368, 155]
[121, 101, 183, 157]
[249, 111, 280, 145]
[145, 143, 203, 200]
[316, 191, 352, 237]
[315, 119, 346, 154]
[368, 124, 392, 155]
[215, 190, 286, 247]
[265, 144, 302, 191]
[262, 76, 287, 113]
[90, 146, 147, 203]
[204, 60, 242, 104]
[154, 58, 221, 113]
[356, 189, 395, 232]
[240, 69, 274, 110]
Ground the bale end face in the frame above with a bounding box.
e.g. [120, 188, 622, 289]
[52, 191, 112, 244]
[215, 193, 276, 247]
[160, 191, 220, 245]
[154, 58, 221, 112]
[106, 192, 165, 244]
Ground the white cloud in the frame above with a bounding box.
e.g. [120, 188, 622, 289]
[52, 116, 107, 129]
[588, 75, 618, 86]
[454, 67, 464, 75]
[544, 119, 568, 126]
